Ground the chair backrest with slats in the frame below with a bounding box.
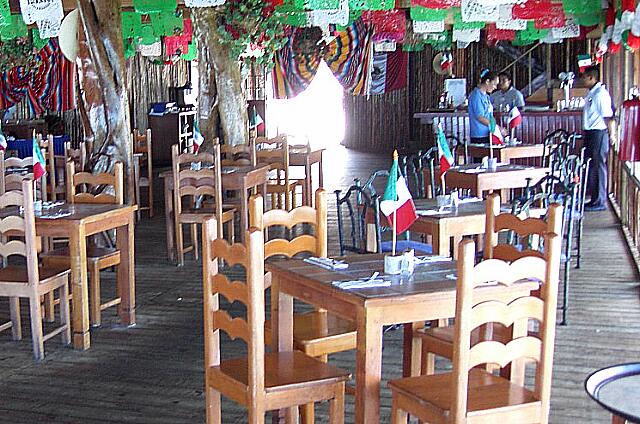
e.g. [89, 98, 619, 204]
[220, 141, 256, 166]
[171, 142, 224, 237]
[249, 189, 327, 259]
[203, 219, 266, 403]
[64, 141, 87, 173]
[335, 185, 381, 255]
[484, 193, 563, 262]
[1, 152, 47, 200]
[67, 161, 124, 205]
[0, 179, 39, 285]
[451, 236, 561, 422]
[133, 128, 153, 172]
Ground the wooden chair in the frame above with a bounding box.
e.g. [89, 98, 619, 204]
[1, 152, 48, 201]
[172, 143, 235, 266]
[219, 141, 256, 166]
[132, 128, 154, 219]
[41, 162, 124, 327]
[415, 193, 563, 376]
[64, 141, 87, 173]
[249, 189, 357, 424]
[389, 235, 561, 423]
[0, 179, 71, 360]
[202, 220, 350, 424]
[256, 135, 298, 210]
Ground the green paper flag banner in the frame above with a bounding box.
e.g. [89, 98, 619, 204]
[453, 10, 485, 30]
[0, 15, 29, 39]
[133, 0, 177, 13]
[149, 11, 184, 37]
[306, 0, 340, 10]
[274, 5, 308, 26]
[349, 0, 395, 11]
[0, 0, 10, 26]
[124, 38, 137, 59]
[139, 24, 160, 45]
[32, 28, 49, 50]
[182, 41, 197, 60]
[185, 0, 226, 5]
[410, 6, 448, 22]
[122, 12, 142, 39]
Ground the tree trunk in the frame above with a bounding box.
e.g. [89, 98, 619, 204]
[193, 9, 248, 147]
[76, 0, 134, 204]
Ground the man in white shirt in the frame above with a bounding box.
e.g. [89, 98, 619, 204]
[490, 72, 525, 111]
[581, 66, 614, 211]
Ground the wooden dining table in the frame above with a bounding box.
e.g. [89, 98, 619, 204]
[466, 143, 544, 164]
[18, 203, 137, 350]
[444, 163, 549, 197]
[160, 164, 270, 260]
[288, 147, 324, 206]
[267, 254, 538, 423]
[412, 198, 486, 257]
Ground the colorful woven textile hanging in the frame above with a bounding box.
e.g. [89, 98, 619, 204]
[0, 39, 75, 114]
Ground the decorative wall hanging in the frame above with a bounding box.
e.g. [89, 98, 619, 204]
[307, 0, 349, 26]
[534, 6, 566, 29]
[414, 20, 445, 33]
[496, 4, 526, 30]
[486, 23, 515, 42]
[453, 28, 480, 42]
[164, 18, 192, 57]
[133, 0, 177, 13]
[551, 17, 580, 38]
[513, 20, 548, 45]
[411, 0, 460, 8]
[361, 9, 405, 41]
[461, 0, 499, 22]
[19, 0, 63, 38]
[453, 10, 485, 29]
[512, 0, 558, 20]
[370, 49, 407, 95]
[38, 19, 61, 38]
[149, 11, 184, 37]
[185, 0, 226, 6]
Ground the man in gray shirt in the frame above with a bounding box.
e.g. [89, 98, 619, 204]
[490, 72, 525, 111]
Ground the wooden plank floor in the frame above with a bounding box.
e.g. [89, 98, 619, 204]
[0, 145, 639, 423]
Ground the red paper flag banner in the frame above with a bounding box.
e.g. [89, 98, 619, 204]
[512, 0, 559, 20]
[411, 0, 460, 8]
[361, 9, 406, 42]
[486, 24, 515, 43]
[534, 9, 567, 29]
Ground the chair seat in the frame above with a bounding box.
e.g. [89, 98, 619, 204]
[42, 246, 120, 263]
[0, 264, 69, 285]
[389, 368, 540, 417]
[381, 240, 432, 255]
[264, 311, 357, 357]
[180, 206, 235, 224]
[210, 351, 350, 394]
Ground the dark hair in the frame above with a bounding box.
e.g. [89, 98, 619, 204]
[478, 69, 497, 85]
[581, 65, 600, 80]
[498, 71, 511, 80]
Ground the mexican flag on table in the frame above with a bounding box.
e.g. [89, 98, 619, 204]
[380, 151, 417, 234]
[436, 124, 454, 177]
[508, 106, 522, 129]
[490, 117, 504, 145]
[32, 134, 46, 180]
[193, 119, 204, 153]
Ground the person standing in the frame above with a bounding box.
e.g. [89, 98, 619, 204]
[490, 72, 526, 111]
[468, 69, 504, 144]
[581, 65, 614, 211]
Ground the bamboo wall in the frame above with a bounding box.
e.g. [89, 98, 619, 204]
[344, 39, 588, 152]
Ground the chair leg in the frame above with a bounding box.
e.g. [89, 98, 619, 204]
[192, 224, 199, 261]
[561, 261, 570, 326]
[227, 219, 234, 243]
[420, 341, 436, 376]
[176, 222, 185, 267]
[247, 406, 265, 424]
[291, 189, 296, 210]
[391, 395, 408, 424]
[89, 262, 102, 327]
[206, 386, 222, 424]
[59, 283, 71, 345]
[9, 297, 21, 340]
[328, 382, 345, 424]
[28, 295, 45, 361]
[300, 403, 314, 424]
[43, 291, 55, 322]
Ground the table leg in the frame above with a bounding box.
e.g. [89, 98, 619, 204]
[69, 226, 90, 350]
[304, 159, 311, 206]
[117, 214, 136, 325]
[403, 322, 424, 377]
[432, 231, 450, 257]
[355, 309, 382, 424]
[275, 286, 296, 423]
[133, 157, 141, 221]
[164, 179, 176, 262]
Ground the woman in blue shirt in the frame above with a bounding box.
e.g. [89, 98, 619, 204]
[468, 69, 504, 144]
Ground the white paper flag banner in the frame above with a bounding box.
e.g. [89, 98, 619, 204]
[457, 40, 472, 48]
[542, 33, 562, 44]
[551, 17, 580, 39]
[37, 18, 61, 38]
[413, 20, 445, 33]
[374, 40, 396, 51]
[496, 4, 527, 30]
[453, 28, 480, 42]
[461, 0, 499, 22]
[139, 41, 162, 57]
[475, 0, 516, 4]
[185, 0, 226, 6]
[307, 0, 349, 26]
[19, 0, 63, 24]
[612, 17, 625, 44]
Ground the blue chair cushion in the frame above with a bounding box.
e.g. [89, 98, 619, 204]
[381, 240, 432, 255]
